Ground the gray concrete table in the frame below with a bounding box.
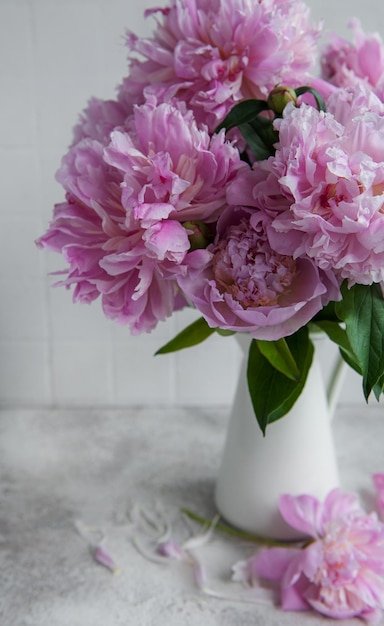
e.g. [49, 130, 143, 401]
[0, 405, 383, 626]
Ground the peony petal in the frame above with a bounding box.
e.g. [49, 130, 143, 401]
[143, 221, 190, 263]
[279, 494, 321, 538]
[254, 547, 299, 581]
[281, 578, 311, 612]
[320, 488, 361, 530]
[92, 544, 119, 574]
[156, 540, 186, 560]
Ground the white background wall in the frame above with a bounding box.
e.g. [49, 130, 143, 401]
[1, 0, 383, 408]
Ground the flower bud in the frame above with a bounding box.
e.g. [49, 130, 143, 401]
[267, 85, 297, 115]
[183, 220, 214, 251]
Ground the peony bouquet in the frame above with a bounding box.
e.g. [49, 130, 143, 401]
[37, 0, 384, 433]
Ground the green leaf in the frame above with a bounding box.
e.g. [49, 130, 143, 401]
[373, 373, 384, 401]
[311, 300, 339, 323]
[295, 86, 326, 112]
[155, 317, 215, 354]
[238, 122, 273, 160]
[238, 122, 272, 160]
[238, 115, 278, 161]
[215, 328, 236, 337]
[247, 327, 314, 435]
[338, 347, 363, 376]
[256, 338, 300, 381]
[311, 320, 362, 375]
[335, 282, 384, 400]
[215, 99, 269, 134]
[248, 115, 279, 151]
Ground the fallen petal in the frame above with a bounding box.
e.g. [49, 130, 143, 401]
[93, 544, 119, 574]
[132, 535, 179, 564]
[190, 554, 208, 590]
[156, 540, 186, 560]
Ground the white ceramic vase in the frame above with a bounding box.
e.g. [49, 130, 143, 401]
[214, 334, 346, 540]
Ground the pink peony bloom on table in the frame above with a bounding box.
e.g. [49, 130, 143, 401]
[36, 100, 241, 333]
[254, 85, 384, 286]
[120, 0, 321, 131]
[178, 206, 340, 340]
[236, 489, 384, 622]
[321, 19, 384, 102]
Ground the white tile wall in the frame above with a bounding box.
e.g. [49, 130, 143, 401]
[0, 0, 382, 408]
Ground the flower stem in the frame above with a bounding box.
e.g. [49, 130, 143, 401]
[181, 508, 302, 548]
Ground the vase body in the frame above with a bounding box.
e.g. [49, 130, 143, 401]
[214, 335, 343, 540]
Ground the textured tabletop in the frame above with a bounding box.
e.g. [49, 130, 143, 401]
[1, 404, 383, 626]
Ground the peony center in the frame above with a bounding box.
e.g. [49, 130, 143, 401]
[212, 216, 297, 308]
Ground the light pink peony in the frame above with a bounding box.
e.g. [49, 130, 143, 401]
[104, 98, 242, 230]
[178, 206, 340, 340]
[321, 19, 384, 102]
[236, 489, 384, 622]
[253, 85, 384, 286]
[121, 0, 321, 131]
[36, 99, 240, 334]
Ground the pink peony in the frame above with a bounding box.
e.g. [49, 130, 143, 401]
[104, 98, 242, 230]
[178, 206, 340, 340]
[236, 489, 384, 622]
[120, 0, 320, 131]
[254, 85, 384, 286]
[36, 100, 240, 334]
[36, 140, 183, 334]
[321, 19, 384, 102]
